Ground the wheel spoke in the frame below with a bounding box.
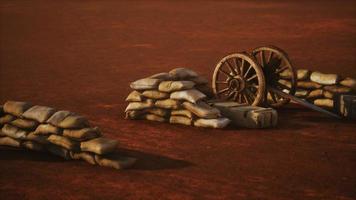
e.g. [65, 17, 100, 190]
[243, 93, 250, 104]
[276, 82, 290, 90]
[224, 60, 237, 75]
[246, 74, 257, 82]
[233, 91, 238, 101]
[219, 68, 233, 78]
[216, 81, 228, 84]
[227, 91, 235, 99]
[269, 91, 278, 103]
[260, 51, 266, 66]
[267, 51, 273, 63]
[217, 87, 229, 95]
[240, 59, 245, 75]
[275, 66, 288, 74]
[244, 65, 253, 78]
[238, 93, 242, 103]
[234, 58, 241, 75]
[245, 89, 256, 101]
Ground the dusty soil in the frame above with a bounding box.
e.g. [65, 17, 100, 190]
[0, 0, 356, 199]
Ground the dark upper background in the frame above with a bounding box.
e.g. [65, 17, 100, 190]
[0, 1, 355, 200]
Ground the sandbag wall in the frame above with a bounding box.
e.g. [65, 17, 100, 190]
[280, 69, 356, 111]
[125, 68, 231, 128]
[0, 101, 136, 170]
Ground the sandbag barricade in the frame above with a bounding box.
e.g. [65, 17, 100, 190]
[125, 68, 231, 129]
[0, 101, 136, 170]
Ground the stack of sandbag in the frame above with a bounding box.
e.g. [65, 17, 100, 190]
[279, 69, 356, 111]
[125, 68, 231, 129]
[0, 101, 136, 170]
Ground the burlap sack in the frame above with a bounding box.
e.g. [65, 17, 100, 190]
[279, 69, 293, 79]
[3, 101, 32, 117]
[143, 114, 166, 122]
[170, 89, 206, 103]
[297, 81, 322, 89]
[182, 101, 220, 119]
[155, 99, 181, 109]
[0, 136, 21, 147]
[323, 90, 335, 99]
[296, 69, 311, 80]
[70, 151, 96, 165]
[11, 118, 39, 130]
[142, 90, 170, 99]
[1, 124, 28, 139]
[310, 71, 339, 85]
[169, 68, 198, 80]
[189, 76, 209, 85]
[26, 132, 50, 145]
[125, 91, 144, 102]
[130, 78, 161, 90]
[63, 127, 101, 141]
[169, 116, 192, 126]
[324, 85, 352, 94]
[46, 110, 72, 126]
[295, 90, 309, 98]
[158, 81, 195, 92]
[0, 114, 15, 125]
[278, 80, 291, 88]
[95, 154, 137, 170]
[194, 118, 230, 128]
[146, 108, 170, 117]
[22, 141, 44, 151]
[314, 99, 334, 108]
[340, 77, 356, 90]
[125, 99, 155, 112]
[80, 137, 118, 155]
[125, 110, 146, 119]
[171, 109, 194, 119]
[47, 144, 71, 160]
[34, 124, 61, 135]
[307, 89, 324, 99]
[48, 135, 79, 150]
[22, 105, 56, 123]
[58, 114, 90, 129]
[148, 72, 172, 80]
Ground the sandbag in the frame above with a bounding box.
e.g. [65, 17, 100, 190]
[22, 105, 56, 123]
[169, 116, 192, 126]
[211, 102, 278, 128]
[58, 114, 90, 129]
[295, 90, 309, 98]
[142, 90, 170, 99]
[143, 114, 166, 122]
[323, 90, 335, 99]
[279, 69, 294, 79]
[155, 99, 181, 109]
[70, 151, 96, 165]
[63, 127, 101, 141]
[46, 110, 72, 126]
[48, 135, 79, 150]
[3, 101, 32, 117]
[22, 141, 44, 151]
[125, 99, 155, 112]
[310, 71, 339, 85]
[337, 94, 356, 119]
[297, 81, 322, 89]
[95, 154, 137, 170]
[0, 136, 21, 147]
[146, 108, 170, 117]
[34, 124, 61, 135]
[189, 76, 209, 85]
[1, 124, 28, 139]
[47, 144, 71, 160]
[171, 109, 194, 119]
[340, 77, 356, 90]
[278, 79, 291, 88]
[314, 99, 334, 108]
[296, 69, 311, 80]
[169, 67, 198, 80]
[182, 101, 220, 119]
[307, 89, 324, 99]
[80, 137, 118, 155]
[130, 78, 161, 90]
[125, 110, 146, 119]
[324, 85, 352, 94]
[148, 72, 172, 80]
[26, 132, 50, 145]
[194, 118, 230, 129]
[170, 89, 206, 103]
[125, 91, 144, 102]
[10, 118, 39, 130]
[0, 114, 15, 125]
[158, 81, 195, 92]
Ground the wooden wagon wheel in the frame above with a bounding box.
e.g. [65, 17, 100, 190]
[252, 46, 297, 108]
[212, 52, 265, 106]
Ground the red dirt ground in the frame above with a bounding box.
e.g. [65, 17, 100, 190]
[1, 1, 356, 199]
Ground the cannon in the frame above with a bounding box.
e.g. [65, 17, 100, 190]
[211, 46, 340, 118]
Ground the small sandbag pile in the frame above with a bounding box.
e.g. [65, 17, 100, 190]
[0, 101, 136, 170]
[125, 68, 231, 129]
[280, 69, 356, 111]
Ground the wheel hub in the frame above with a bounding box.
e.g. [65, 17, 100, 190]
[228, 76, 245, 92]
